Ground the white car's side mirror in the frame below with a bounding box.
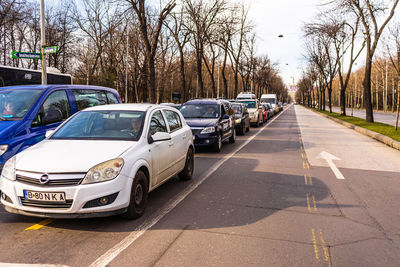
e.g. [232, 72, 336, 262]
[45, 130, 55, 139]
[148, 132, 171, 144]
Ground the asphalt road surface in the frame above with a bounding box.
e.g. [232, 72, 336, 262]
[329, 106, 398, 126]
[1, 105, 400, 267]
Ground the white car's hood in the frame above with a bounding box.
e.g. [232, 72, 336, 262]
[16, 140, 136, 173]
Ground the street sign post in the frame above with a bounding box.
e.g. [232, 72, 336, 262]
[44, 46, 58, 54]
[11, 52, 42, 60]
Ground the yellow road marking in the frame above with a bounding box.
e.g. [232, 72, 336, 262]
[304, 174, 308, 185]
[312, 228, 320, 260]
[306, 194, 312, 213]
[306, 161, 310, 169]
[25, 219, 54, 231]
[312, 194, 318, 212]
[319, 229, 331, 265]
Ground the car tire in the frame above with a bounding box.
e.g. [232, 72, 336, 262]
[256, 116, 260, 127]
[122, 170, 148, 219]
[212, 133, 222, 152]
[241, 123, 246, 135]
[229, 128, 236, 143]
[246, 121, 250, 132]
[178, 148, 194, 181]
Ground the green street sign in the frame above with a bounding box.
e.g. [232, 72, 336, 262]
[44, 46, 58, 54]
[12, 51, 42, 59]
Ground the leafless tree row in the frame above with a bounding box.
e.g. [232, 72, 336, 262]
[1, 0, 289, 103]
[299, 0, 399, 124]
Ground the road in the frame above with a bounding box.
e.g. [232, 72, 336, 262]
[1, 105, 400, 266]
[329, 106, 398, 126]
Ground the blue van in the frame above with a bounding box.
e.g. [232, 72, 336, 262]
[0, 85, 121, 170]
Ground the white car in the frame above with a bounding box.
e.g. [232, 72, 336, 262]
[0, 104, 194, 219]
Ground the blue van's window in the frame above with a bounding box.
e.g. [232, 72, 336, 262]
[72, 90, 107, 111]
[32, 90, 70, 127]
[0, 89, 43, 120]
[106, 92, 119, 104]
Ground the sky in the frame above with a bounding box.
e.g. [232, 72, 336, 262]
[245, 0, 323, 86]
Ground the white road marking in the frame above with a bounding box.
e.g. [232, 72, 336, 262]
[318, 151, 345, 179]
[89, 106, 292, 267]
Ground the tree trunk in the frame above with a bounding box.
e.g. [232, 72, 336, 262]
[340, 88, 346, 116]
[363, 56, 374, 122]
[178, 46, 187, 102]
[328, 88, 332, 112]
[147, 56, 156, 103]
[396, 80, 400, 130]
[222, 50, 228, 98]
[196, 48, 204, 98]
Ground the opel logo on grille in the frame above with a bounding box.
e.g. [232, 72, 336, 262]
[39, 174, 50, 184]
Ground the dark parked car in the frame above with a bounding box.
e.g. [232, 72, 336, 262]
[232, 102, 250, 135]
[179, 99, 236, 152]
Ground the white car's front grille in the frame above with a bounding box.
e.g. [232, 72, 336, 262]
[15, 171, 86, 187]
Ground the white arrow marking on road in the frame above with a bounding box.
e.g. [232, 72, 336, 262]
[319, 151, 345, 179]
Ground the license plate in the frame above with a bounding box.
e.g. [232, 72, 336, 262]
[23, 190, 66, 203]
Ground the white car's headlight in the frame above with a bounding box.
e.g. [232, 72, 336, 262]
[2, 156, 16, 181]
[200, 127, 215, 134]
[82, 158, 124, 185]
[235, 119, 241, 124]
[0, 145, 8, 156]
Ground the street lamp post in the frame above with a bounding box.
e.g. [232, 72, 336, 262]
[40, 0, 47, 85]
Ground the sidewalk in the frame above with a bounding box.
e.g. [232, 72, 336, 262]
[295, 105, 400, 172]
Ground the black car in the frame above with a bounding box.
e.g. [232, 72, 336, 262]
[179, 99, 236, 152]
[232, 102, 250, 135]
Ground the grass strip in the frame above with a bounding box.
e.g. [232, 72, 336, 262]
[307, 107, 400, 142]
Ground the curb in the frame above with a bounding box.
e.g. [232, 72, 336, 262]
[307, 108, 400, 152]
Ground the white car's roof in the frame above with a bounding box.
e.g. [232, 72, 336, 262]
[85, 103, 157, 112]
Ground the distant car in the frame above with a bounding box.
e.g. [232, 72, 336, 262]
[261, 104, 268, 123]
[179, 99, 236, 152]
[264, 103, 274, 119]
[236, 92, 256, 100]
[278, 102, 283, 112]
[232, 102, 250, 135]
[0, 104, 194, 219]
[160, 103, 181, 109]
[0, 84, 121, 172]
[236, 99, 263, 127]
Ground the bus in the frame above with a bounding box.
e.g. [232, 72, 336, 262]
[0, 65, 72, 87]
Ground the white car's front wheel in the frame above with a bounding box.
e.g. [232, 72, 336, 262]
[123, 170, 148, 219]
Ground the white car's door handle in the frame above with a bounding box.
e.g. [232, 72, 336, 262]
[169, 141, 174, 146]
[182, 134, 187, 139]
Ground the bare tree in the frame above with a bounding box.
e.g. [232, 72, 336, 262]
[125, 0, 176, 103]
[385, 22, 400, 129]
[184, 0, 225, 98]
[340, 0, 399, 122]
[228, 2, 252, 98]
[164, 7, 191, 101]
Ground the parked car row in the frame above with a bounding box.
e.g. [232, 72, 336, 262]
[0, 85, 283, 220]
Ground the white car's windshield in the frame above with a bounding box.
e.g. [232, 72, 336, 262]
[51, 110, 145, 140]
[0, 89, 43, 120]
